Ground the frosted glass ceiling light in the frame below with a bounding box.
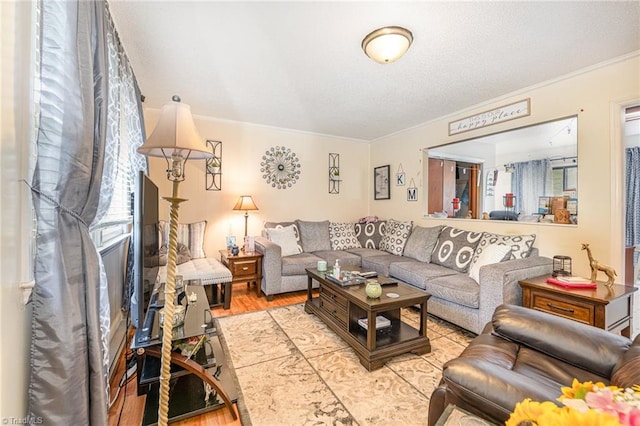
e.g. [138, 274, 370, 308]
[362, 26, 413, 64]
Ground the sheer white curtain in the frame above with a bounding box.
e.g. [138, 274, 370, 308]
[511, 159, 552, 216]
[29, 1, 145, 423]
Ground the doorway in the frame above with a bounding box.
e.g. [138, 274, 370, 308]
[623, 104, 640, 337]
[427, 158, 480, 218]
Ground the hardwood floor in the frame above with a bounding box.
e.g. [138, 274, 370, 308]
[108, 283, 309, 426]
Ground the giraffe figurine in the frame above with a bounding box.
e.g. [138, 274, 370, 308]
[581, 243, 617, 287]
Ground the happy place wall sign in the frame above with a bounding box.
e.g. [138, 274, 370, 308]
[448, 98, 530, 136]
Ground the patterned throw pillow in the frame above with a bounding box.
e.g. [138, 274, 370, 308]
[354, 221, 386, 249]
[431, 226, 483, 273]
[160, 220, 207, 259]
[470, 232, 536, 266]
[379, 219, 413, 256]
[329, 222, 362, 250]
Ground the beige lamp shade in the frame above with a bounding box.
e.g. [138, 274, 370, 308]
[138, 96, 212, 159]
[233, 195, 259, 211]
[362, 26, 413, 64]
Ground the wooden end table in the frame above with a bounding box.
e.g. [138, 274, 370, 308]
[304, 268, 431, 371]
[519, 275, 637, 337]
[219, 250, 263, 302]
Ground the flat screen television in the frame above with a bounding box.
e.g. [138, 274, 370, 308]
[132, 171, 161, 344]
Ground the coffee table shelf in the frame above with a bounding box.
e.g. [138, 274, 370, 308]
[305, 268, 431, 371]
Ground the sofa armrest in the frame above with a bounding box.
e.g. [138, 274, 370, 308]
[438, 358, 562, 424]
[255, 236, 283, 297]
[492, 304, 632, 378]
[477, 255, 553, 331]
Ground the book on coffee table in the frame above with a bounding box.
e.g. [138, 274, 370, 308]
[358, 316, 391, 330]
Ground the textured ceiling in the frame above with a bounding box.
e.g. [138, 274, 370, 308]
[108, 1, 640, 141]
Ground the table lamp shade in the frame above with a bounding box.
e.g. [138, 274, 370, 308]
[233, 195, 259, 211]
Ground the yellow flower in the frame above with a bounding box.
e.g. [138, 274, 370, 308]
[559, 379, 607, 401]
[506, 398, 560, 426]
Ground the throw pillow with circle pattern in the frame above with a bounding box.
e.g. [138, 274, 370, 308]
[354, 220, 386, 249]
[470, 232, 536, 266]
[379, 219, 413, 256]
[432, 226, 483, 272]
[329, 222, 362, 250]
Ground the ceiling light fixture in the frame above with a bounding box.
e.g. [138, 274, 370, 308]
[362, 26, 413, 64]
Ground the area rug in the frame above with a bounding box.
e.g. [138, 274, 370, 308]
[216, 304, 475, 425]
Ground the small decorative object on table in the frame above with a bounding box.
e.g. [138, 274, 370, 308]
[581, 243, 617, 287]
[231, 244, 240, 256]
[365, 280, 382, 299]
[552, 255, 572, 277]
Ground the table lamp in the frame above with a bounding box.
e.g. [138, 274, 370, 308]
[137, 95, 212, 426]
[233, 195, 259, 237]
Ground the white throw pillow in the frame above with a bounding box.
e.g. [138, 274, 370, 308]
[468, 243, 512, 283]
[266, 225, 302, 257]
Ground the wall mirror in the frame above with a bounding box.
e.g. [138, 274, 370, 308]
[427, 116, 578, 224]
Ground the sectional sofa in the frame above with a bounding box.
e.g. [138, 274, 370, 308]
[255, 219, 553, 334]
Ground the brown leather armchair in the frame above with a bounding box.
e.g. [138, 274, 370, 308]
[428, 304, 640, 425]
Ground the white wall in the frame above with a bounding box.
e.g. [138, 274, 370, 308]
[370, 55, 640, 281]
[144, 112, 371, 256]
[0, 0, 34, 420]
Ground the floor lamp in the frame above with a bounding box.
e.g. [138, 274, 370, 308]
[137, 96, 213, 426]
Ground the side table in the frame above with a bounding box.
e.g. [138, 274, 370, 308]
[219, 250, 264, 299]
[519, 275, 637, 337]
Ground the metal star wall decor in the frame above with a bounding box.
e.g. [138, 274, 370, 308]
[260, 146, 301, 189]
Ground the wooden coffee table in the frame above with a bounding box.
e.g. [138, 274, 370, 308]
[304, 268, 431, 371]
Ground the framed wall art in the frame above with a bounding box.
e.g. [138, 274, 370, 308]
[407, 178, 418, 201]
[374, 165, 390, 200]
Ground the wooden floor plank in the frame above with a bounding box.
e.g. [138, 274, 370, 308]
[108, 284, 308, 426]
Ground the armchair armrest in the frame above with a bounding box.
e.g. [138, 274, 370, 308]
[492, 304, 632, 378]
[255, 236, 283, 298]
[477, 255, 553, 329]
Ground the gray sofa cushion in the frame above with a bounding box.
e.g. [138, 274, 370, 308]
[354, 221, 386, 249]
[403, 225, 443, 263]
[313, 250, 361, 269]
[296, 220, 331, 252]
[389, 261, 458, 290]
[362, 253, 409, 277]
[432, 226, 483, 273]
[424, 274, 480, 309]
[345, 247, 386, 259]
[379, 219, 413, 255]
[281, 252, 324, 276]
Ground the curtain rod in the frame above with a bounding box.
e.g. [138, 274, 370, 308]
[549, 156, 577, 162]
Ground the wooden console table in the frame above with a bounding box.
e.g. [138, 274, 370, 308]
[519, 275, 637, 337]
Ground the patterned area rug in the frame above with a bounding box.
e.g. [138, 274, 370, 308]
[216, 304, 475, 425]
